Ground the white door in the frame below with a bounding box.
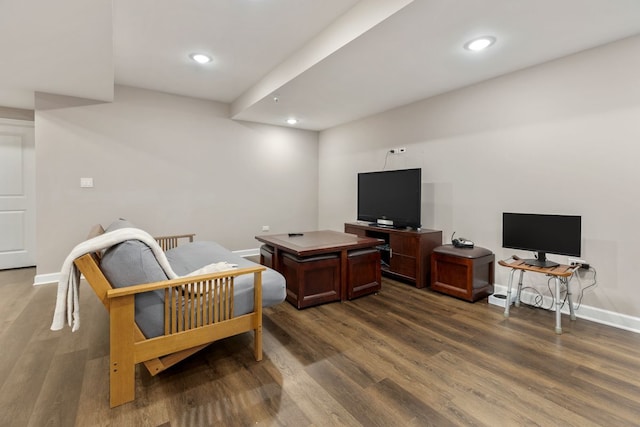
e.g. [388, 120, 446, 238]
[0, 118, 36, 269]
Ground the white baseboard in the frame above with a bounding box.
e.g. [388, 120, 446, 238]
[493, 284, 640, 334]
[33, 272, 60, 286]
[33, 247, 263, 287]
[235, 247, 260, 258]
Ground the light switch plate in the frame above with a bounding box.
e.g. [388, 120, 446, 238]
[80, 177, 94, 188]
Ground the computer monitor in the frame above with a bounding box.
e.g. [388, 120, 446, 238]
[502, 212, 581, 267]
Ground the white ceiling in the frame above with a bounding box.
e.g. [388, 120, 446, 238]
[2, 0, 640, 130]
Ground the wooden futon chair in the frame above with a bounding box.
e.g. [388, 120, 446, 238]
[75, 225, 265, 407]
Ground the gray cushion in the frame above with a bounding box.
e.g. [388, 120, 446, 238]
[166, 241, 286, 313]
[104, 218, 136, 232]
[101, 219, 167, 338]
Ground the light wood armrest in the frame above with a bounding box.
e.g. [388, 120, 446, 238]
[106, 266, 265, 298]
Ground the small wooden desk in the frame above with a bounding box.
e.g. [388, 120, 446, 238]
[498, 257, 579, 334]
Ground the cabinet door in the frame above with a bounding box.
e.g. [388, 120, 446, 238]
[389, 234, 417, 256]
[389, 234, 417, 279]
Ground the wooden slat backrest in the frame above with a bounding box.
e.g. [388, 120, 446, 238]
[155, 234, 195, 251]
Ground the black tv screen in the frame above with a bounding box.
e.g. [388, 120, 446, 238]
[502, 212, 581, 267]
[357, 168, 421, 229]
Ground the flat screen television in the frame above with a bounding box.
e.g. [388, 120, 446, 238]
[502, 212, 581, 267]
[357, 168, 421, 229]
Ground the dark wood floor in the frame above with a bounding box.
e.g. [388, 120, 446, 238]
[1, 267, 640, 426]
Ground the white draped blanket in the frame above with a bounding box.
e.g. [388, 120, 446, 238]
[50, 228, 235, 332]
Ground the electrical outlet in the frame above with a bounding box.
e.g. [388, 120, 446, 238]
[390, 147, 407, 154]
[261, 225, 270, 232]
[568, 257, 586, 266]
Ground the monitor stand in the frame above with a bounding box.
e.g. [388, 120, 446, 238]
[523, 252, 559, 268]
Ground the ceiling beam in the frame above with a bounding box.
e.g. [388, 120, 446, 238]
[230, 0, 414, 119]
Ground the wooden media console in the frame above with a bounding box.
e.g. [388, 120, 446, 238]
[344, 222, 442, 288]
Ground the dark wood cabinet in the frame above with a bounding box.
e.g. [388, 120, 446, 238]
[281, 252, 341, 309]
[346, 248, 381, 299]
[344, 222, 442, 288]
[431, 245, 495, 302]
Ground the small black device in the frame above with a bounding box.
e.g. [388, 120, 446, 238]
[451, 232, 474, 249]
[288, 233, 304, 237]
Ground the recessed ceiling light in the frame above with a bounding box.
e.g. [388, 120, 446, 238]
[464, 36, 496, 52]
[189, 53, 212, 64]
[286, 118, 298, 125]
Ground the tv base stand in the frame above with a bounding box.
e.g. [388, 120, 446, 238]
[344, 222, 442, 288]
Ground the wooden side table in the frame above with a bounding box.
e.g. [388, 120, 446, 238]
[498, 256, 579, 334]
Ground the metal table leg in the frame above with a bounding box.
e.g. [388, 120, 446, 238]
[555, 276, 563, 334]
[565, 277, 576, 321]
[514, 270, 524, 307]
[504, 269, 516, 318]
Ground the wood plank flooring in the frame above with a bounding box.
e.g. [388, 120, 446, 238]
[1, 267, 639, 426]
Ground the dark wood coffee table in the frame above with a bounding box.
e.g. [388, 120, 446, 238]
[256, 230, 383, 308]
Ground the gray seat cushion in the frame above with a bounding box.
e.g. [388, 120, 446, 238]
[166, 241, 286, 313]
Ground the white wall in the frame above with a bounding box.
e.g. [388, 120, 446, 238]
[36, 85, 319, 275]
[318, 35, 640, 318]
